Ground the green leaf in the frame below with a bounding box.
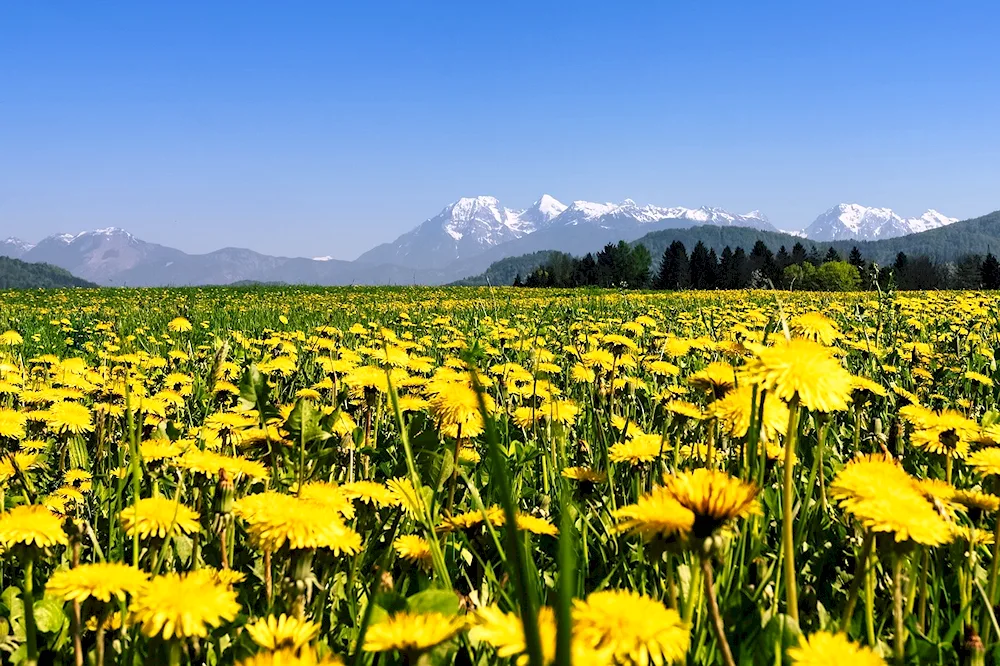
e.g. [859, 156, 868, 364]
[284, 398, 331, 445]
[436, 448, 455, 493]
[406, 590, 461, 616]
[238, 365, 279, 421]
[33, 597, 67, 633]
[756, 613, 801, 666]
[174, 534, 194, 566]
[2, 587, 23, 624]
[375, 590, 407, 616]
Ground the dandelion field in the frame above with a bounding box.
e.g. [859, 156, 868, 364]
[1, 285, 999, 666]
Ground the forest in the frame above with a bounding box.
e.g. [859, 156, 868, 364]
[515, 239, 1000, 291]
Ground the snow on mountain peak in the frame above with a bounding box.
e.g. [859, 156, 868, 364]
[534, 194, 567, 219]
[802, 204, 957, 241]
[568, 200, 618, 219]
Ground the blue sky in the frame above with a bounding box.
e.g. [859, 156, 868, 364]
[2, 1, 998, 259]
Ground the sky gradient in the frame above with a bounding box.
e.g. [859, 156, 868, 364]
[2, 1, 999, 259]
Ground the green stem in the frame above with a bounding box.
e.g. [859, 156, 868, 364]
[984, 480, 1000, 641]
[683, 555, 702, 625]
[841, 530, 874, 633]
[470, 369, 544, 666]
[22, 553, 38, 666]
[702, 556, 736, 666]
[893, 552, 906, 665]
[865, 549, 877, 647]
[782, 396, 801, 622]
[168, 640, 182, 666]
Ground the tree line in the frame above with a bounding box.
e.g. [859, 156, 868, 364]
[514, 239, 1000, 291]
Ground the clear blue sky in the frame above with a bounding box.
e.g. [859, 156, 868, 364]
[2, 1, 998, 259]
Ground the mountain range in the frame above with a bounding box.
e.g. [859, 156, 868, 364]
[0, 197, 967, 286]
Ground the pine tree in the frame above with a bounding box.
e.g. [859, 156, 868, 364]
[824, 247, 842, 263]
[749, 241, 778, 286]
[512, 273, 523, 287]
[807, 246, 822, 267]
[719, 246, 735, 288]
[982, 252, 1000, 289]
[654, 241, 688, 290]
[791, 242, 808, 266]
[732, 247, 749, 288]
[848, 246, 865, 270]
[707, 248, 720, 288]
[689, 241, 713, 289]
[775, 245, 791, 269]
[629, 244, 652, 288]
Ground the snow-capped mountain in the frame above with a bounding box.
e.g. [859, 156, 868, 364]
[0, 237, 34, 259]
[1, 198, 973, 287]
[552, 199, 774, 230]
[355, 195, 568, 269]
[7, 227, 186, 283]
[801, 204, 958, 241]
[356, 194, 776, 269]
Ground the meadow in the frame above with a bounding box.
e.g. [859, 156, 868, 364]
[0, 285, 996, 666]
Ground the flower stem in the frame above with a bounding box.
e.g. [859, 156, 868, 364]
[22, 553, 38, 666]
[701, 556, 736, 666]
[782, 395, 801, 622]
[683, 555, 702, 625]
[893, 552, 906, 665]
[865, 550, 876, 646]
[840, 530, 874, 633]
[168, 640, 182, 666]
[983, 478, 1000, 643]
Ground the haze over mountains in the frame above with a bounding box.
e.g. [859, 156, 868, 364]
[0, 197, 963, 286]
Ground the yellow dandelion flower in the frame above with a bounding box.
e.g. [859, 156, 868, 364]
[120, 496, 201, 539]
[741, 339, 853, 412]
[438, 506, 504, 533]
[830, 454, 953, 546]
[363, 612, 466, 654]
[688, 362, 737, 396]
[573, 590, 690, 666]
[140, 438, 190, 461]
[789, 312, 841, 346]
[245, 614, 321, 651]
[609, 433, 669, 466]
[45, 562, 147, 603]
[385, 477, 423, 515]
[167, 317, 193, 333]
[236, 649, 343, 666]
[967, 447, 1000, 477]
[663, 400, 705, 421]
[562, 467, 607, 484]
[393, 535, 433, 568]
[787, 631, 886, 666]
[0, 452, 40, 484]
[128, 570, 240, 639]
[908, 409, 979, 459]
[339, 481, 400, 508]
[0, 408, 27, 439]
[234, 493, 361, 553]
[428, 381, 494, 439]
[294, 483, 356, 518]
[0, 505, 68, 549]
[43, 401, 94, 434]
[709, 385, 789, 443]
[615, 487, 695, 541]
[953, 489, 1000, 513]
[470, 606, 556, 665]
[661, 469, 759, 539]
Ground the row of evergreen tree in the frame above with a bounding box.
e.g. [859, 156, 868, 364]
[514, 239, 1000, 291]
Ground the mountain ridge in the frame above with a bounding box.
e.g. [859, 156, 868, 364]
[1, 199, 972, 287]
